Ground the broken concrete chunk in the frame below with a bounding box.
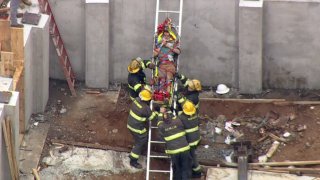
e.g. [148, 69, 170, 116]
[283, 132, 291, 138]
[266, 141, 280, 158]
[258, 155, 268, 163]
[216, 115, 227, 123]
[60, 108, 67, 114]
[296, 125, 307, 132]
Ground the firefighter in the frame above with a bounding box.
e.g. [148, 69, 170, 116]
[157, 107, 192, 180]
[127, 88, 158, 169]
[175, 73, 202, 111]
[178, 100, 202, 178]
[127, 57, 155, 101]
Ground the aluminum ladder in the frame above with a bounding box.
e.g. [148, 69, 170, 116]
[38, 0, 77, 96]
[147, 0, 184, 179]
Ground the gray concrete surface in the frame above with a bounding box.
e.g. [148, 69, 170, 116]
[31, 16, 49, 113]
[0, 104, 10, 180]
[49, 0, 85, 80]
[48, 0, 320, 90]
[239, 0, 263, 94]
[85, 1, 109, 88]
[0, 84, 19, 180]
[19, 123, 50, 179]
[24, 14, 50, 131]
[263, 0, 320, 89]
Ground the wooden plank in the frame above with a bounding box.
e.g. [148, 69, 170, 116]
[8, 118, 19, 179]
[250, 160, 320, 167]
[2, 119, 15, 179]
[13, 66, 25, 133]
[200, 98, 320, 105]
[200, 98, 286, 103]
[51, 139, 133, 153]
[0, 51, 15, 77]
[0, 20, 11, 51]
[10, 27, 24, 60]
[32, 168, 41, 180]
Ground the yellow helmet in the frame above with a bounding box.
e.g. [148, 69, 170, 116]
[127, 59, 141, 73]
[187, 79, 202, 91]
[139, 89, 152, 101]
[182, 100, 196, 115]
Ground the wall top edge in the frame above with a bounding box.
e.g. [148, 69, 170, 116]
[86, 0, 109, 3]
[240, 0, 264, 7]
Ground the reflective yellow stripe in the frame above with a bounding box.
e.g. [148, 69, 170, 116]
[133, 99, 142, 108]
[193, 165, 201, 171]
[130, 96, 135, 101]
[183, 80, 189, 87]
[178, 111, 183, 115]
[130, 110, 146, 121]
[146, 61, 151, 66]
[148, 112, 157, 121]
[130, 152, 139, 159]
[134, 84, 142, 91]
[164, 131, 186, 141]
[180, 74, 185, 80]
[127, 124, 147, 134]
[195, 103, 199, 109]
[189, 138, 201, 147]
[157, 121, 163, 126]
[165, 145, 190, 154]
[178, 97, 186, 103]
[128, 84, 134, 90]
[185, 126, 199, 133]
[188, 115, 198, 121]
[141, 61, 146, 69]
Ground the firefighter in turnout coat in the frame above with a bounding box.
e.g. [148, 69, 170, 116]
[127, 57, 155, 101]
[157, 107, 192, 180]
[175, 73, 202, 111]
[127, 88, 158, 169]
[178, 100, 202, 178]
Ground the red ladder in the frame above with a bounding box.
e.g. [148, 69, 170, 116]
[38, 0, 77, 96]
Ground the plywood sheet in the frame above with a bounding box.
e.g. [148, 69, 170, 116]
[0, 20, 11, 51]
[10, 27, 24, 60]
[0, 51, 14, 77]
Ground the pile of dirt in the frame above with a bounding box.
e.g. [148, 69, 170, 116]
[39, 80, 320, 178]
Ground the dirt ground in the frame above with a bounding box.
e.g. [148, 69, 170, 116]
[39, 80, 320, 179]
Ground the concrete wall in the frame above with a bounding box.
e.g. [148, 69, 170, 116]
[31, 18, 49, 112]
[49, 0, 320, 90]
[263, 0, 320, 89]
[85, 1, 109, 88]
[24, 14, 50, 130]
[49, 0, 85, 80]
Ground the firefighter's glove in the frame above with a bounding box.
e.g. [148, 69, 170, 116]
[174, 72, 181, 80]
[148, 63, 156, 70]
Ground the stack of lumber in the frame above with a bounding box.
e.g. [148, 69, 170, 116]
[0, 19, 25, 133]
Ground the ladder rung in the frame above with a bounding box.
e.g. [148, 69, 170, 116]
[150, 140, 165, 144]
[150, 155, 170, 158]
[158, 10, 180, 14]
[149, 170, 171, 173]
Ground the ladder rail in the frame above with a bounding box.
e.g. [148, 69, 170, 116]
[147, 0, 184, 179]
